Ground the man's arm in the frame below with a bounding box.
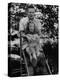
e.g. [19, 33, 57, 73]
[19, 18, 24, 32]
[19, 17, 28, 32]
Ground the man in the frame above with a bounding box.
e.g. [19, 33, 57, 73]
[19, 5, 42, 33]
[19, 5, 49, 75]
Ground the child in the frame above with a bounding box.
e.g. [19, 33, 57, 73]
[24, 22, 40, 63]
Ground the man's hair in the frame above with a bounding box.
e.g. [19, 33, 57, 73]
[28, 5, 34, 9]
[26, 5, 35, 11]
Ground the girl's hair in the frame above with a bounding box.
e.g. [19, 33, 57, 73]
[25, 22, 39, 34]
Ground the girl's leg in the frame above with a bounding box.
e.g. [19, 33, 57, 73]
[35, 45, 40, 57]
[26, 47, 32, 61]
[30, 47, 37, 60]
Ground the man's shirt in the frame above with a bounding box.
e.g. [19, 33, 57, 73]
[19, 17, 42, 33]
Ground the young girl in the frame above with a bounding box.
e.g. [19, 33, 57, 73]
[24, 22, 40, 63]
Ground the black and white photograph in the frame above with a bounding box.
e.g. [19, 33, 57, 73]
[8, 3, 59, 77]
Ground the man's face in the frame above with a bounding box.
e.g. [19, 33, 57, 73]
[28, 8, 35, 19]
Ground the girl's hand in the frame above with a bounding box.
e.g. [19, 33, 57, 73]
[27, 36, 32, 42]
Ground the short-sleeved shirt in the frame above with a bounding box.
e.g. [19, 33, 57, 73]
[19, 17, 42, 33]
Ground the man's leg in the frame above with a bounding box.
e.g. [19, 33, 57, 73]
[37, 52, 49, 75]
